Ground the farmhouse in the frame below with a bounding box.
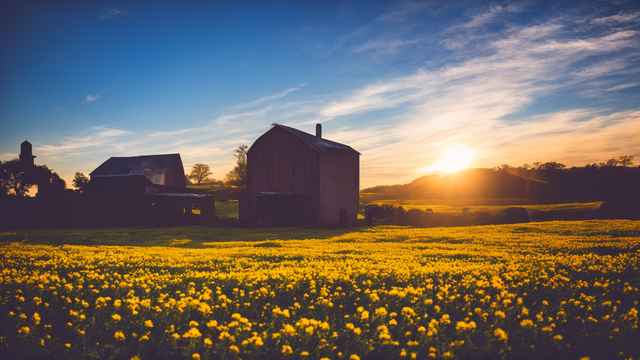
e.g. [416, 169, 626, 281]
[242, 124, 360, 227]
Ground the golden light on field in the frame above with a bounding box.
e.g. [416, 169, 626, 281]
[419, 145, 475, 174]
[1, 219, 639, 359]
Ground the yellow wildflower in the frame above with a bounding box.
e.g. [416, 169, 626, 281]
[521, 319, 534, 329]
[494, 328, 508, 341]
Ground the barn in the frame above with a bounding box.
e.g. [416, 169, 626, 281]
[89, 154, 186, 187]
[86, 153, 215, 226]
[243, 124, 360, 227]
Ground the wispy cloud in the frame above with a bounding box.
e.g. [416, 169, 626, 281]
[100, 8, 128, 20]
[227, 57, 252, 68]
[300, 0, 435, 59]
[86, 89, 109, 102]
[591, 11, 640, 25]
[0, 152, 17, 159]
[22, 4, 640, 188]
[111, 116, 150, 126]
[354, 38, 424, 54]
[234, 85, 306, 109]
[457, 5, 505, 29]
[36, 126, 134, 157]
[606, 82, 640, 91]
[309, 9, 640, 186]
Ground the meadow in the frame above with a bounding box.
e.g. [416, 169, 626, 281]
[366, 200, 603, 215]
[1, 220, 639, 359]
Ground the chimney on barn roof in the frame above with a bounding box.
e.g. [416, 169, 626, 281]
[316, 123, 322, 138]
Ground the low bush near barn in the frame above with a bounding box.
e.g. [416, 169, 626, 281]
[1, 220, 639, 359]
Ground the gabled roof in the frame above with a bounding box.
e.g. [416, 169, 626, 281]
[90, 154, 181, 177]
[273, 125, 360, 154]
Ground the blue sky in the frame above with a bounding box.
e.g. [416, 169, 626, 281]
[1, 0, 640, 188]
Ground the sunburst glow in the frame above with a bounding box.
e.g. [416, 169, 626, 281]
[419, 145, 475, 174]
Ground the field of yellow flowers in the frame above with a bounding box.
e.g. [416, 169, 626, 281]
[1, 220, 639, 359]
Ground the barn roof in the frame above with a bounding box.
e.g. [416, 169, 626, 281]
[275, 125, 360, 154]
[90, 154, 181, 177]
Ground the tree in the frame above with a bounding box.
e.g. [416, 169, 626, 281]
[0, 159, 32, 196]
[600, 155, 635, 167]
[225, 145, 248, 185]
[0, 159, 65, 196]
[41, 171, 67, 194]
[533, 161, 566, 170]
[188, 163, 213, 185]
[619, 155, 635, 167]
[72, 172, 90, 192]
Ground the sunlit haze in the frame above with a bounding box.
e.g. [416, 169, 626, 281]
[1, 0, 640, 188]
[419, 145, 475, 174]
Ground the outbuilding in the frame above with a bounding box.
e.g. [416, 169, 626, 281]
[89, 153, 186, 187]
[87, 153, 215, 226]
[243, 124, 360, 227]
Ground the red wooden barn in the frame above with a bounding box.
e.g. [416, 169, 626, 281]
[242, 124, 360, 227]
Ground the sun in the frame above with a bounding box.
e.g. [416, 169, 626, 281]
[419, 145, 475, 174]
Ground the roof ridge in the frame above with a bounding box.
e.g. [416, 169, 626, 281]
[274, 124, 359, 154]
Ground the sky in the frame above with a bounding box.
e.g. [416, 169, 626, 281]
[1, 0, 640, 189]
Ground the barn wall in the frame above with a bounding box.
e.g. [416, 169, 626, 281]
[318, 149, 360, 227]
[246, 127, 320, 226]
[160, 157, 186, 187]
[149, 174, 164, 185]
[170, 157, 187, 187]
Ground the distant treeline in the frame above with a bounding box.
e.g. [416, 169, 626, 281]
[495, 157, 639, 202]
[363, 156, 640, 203]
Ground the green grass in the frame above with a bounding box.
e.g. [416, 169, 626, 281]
[0, 226, 352, 247]
[2, 219, 637, 251]
[215, 201, 239, 218]
[190, 202, 238, 218]
[187, 182, 245, 201]
[187, 183, 237, 191]
[367, 199, 603, 215]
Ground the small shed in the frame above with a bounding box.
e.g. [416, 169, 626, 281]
[89, 154, 186, 187]
[243, 124, 360, 227]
